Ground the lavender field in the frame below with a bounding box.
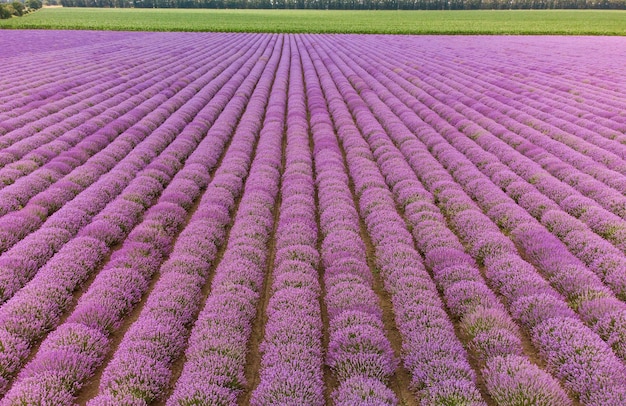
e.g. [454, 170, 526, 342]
[1, 31, 626, 405]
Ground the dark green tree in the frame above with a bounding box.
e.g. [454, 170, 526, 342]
[10, 1, 25, 15]
[27, 0, 43, 9]
[0, 4, 12, 18]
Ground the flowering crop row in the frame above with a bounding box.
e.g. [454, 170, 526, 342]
[338, 37, 626, 369]
[322, 35, 626, 404]
[1, 32, 625, 405]
[0, 36, 247, 254]
[300, 37, 399, 405]
[0, 36, 262, 309]
[166, 35, 286, 405]
[0, 34, 203, 168]
[315, 35, 571, 406]
[377, 50, 626, 301]
[0, 33, 275, 402]
[302, 35, 488, 404]
[88, 34, 283, 405]
[251, 36, 325, 406]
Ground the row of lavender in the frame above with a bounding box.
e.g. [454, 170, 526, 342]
[0, 31, 279, 402]
[1, 32, 626, 405]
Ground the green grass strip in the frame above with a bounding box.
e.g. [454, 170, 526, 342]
[1, 8, 625, 35]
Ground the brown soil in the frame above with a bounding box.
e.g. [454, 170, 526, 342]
[512, 244, 584, 406]
[237, 126, 286, 406]
[152, 127, 257, 405]
[475, 262, 549, 372]
[309, 139, 336, 406]
[447, 310, 497, 406]
[75, 189, 205, 405]
[360, 219, 419, 406]
[0, 238, 124, 397]
[435, 195, 579, 405]
[75, 119, 240, 404]
[236, 197, 279, 406]
[298, 53, 336, 405]
[155, 51, 279, 403]
[336, 132, 419, 406]
[319, 256, 337, 406]
[152, 193, 242, 406]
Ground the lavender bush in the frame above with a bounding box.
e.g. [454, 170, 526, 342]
[1, 32, 625, 406]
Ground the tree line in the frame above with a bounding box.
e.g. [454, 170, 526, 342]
[56, 0, 626, 9]
[0, 0, 41, 19]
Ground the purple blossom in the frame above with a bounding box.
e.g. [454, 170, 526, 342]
[333, 376, 398, 406]
[483, 356, 572, 406]
[2, 32, 626, 406]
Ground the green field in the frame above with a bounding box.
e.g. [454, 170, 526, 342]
[0, 8, 625, 34]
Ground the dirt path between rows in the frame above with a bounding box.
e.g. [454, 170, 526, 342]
[76, 189, 205, 405]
